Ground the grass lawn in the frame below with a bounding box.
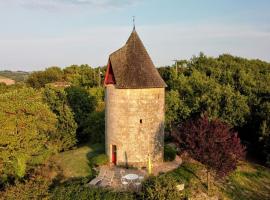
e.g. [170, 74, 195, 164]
[165, 160, 270, 200]
[221, 162, 270, 200]
[51, 143, 104, 178]
[50, 145, 270, 200]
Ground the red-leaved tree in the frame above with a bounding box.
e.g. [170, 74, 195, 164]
[173, 115, 245, 190]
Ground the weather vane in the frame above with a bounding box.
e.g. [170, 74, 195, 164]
[133, 16, 135, 30]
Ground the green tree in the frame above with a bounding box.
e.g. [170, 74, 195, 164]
[0, 88, 57, 179]
[159, 53, 270, 165]
[63, 65, 105, 88]
[81, 110, 105, 144]
[26, 67, 64, 88]
[165, 90, 190, 131]
[65, 86, 97, 143]
[43, 86, 77, 151]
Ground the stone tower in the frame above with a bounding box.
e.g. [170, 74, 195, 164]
[104, 29, 166, 167]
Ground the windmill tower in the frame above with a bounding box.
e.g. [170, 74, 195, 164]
[104, 28, 166, 167]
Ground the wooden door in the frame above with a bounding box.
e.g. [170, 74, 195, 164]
[112, 145, 117, 165]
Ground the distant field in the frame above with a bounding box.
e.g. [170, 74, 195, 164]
[0, 76, 15, 85]
[51, 143, 104, 178]
[0, 70, 29, 82]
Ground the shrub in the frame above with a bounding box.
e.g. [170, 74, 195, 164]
[173, 115, 245, 191]
[91, 154, 109, 166]
[0, 175, 51, 200]
[164, 145, 177, 162]
[50, 177, 135, 200]
[140, 175, 184, 200]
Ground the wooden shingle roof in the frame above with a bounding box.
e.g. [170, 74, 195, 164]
[106, 29, 166, 89]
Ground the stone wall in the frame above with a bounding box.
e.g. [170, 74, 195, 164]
[105, 84, 165, 167]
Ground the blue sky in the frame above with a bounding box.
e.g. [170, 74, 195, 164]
[0, 0, 270, 71]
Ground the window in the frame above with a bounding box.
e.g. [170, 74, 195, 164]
[140, 119, 142, 124]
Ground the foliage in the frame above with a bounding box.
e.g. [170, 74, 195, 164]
[165, 90, 188, 131]
[26, 67, 64, 88]
[159, 53, 270, 164]
[65, 86, 97, 143]
[91, 154, 108, 166]
[165, 69, 250, 127]
[0, 88, 57, 179]
[173, 115, 245, 178]
[43, 86, 77, 151]
[50, 177, 135, 200]
[63, 65, 105, 88]
[164, 145, 177, 162]
[140, 175, 184, 200]
[88, 87, 105, 103]
[0, 175, 51, 200]
[82, 110, 105, 144]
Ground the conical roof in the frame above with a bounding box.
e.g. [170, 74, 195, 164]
[107, 30, 166, 88]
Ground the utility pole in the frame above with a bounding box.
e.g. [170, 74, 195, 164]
[98, 67, 101, 87]
[172, 59, 180, 75]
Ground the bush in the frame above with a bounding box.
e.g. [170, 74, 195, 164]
[50, 177, 135, 200]
[140, 175, 184, 200]
[164, 145, 177, 162]
[91, 154, 109, 166]
[0, 176, 51, 200]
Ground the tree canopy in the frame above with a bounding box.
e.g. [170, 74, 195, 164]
[0, 88, 57, 179]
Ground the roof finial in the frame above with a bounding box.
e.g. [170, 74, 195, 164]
[132, 16, 135, 31]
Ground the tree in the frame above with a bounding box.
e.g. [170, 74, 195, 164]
[65, 86, 97, 143]
[173, 115, 245, 191]
[165, 90, 190, 132]
[26, 67, 64, 88]
[63, 65, 106, 88]
[43, 86, 77, 151]
[0, 88, 57, 179]
[81, 110, 105, 144]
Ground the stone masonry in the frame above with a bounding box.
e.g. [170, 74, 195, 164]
[105, 84, 165, 167]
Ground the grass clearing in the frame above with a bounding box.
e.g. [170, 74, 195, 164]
[220, 162, 270, 200]
[51, 145, 270, 200]
[165, 160, 270, 200]
[51, 143, 104, 178]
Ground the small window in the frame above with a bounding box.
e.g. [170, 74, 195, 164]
[140, 119, 142, 124]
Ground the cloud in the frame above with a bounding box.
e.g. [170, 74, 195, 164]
[2, 0, 140, 11]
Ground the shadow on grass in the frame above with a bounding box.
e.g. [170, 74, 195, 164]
[86, 143, 105, 159]
[166, 162, 207, 189]
[84, 143, 106, 176]
[223, 166, 270, 200]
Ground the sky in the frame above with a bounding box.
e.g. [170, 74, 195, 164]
[0, 0, 270, 71]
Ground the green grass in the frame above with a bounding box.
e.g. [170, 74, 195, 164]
[221, 162, 270, 200]
[51, 145, 270, 200]
[165, 161, 270, 200]
[52, 143, 104, 178]
[165, 162, 202, 184]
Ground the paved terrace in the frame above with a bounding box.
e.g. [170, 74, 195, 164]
[88, 156, 182, 191]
